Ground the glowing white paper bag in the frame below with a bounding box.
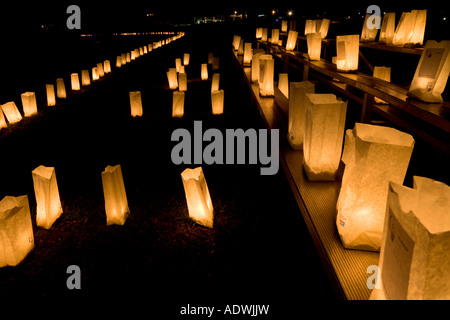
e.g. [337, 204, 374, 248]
[304, 20, 315, 35]
[101, 165, 130, 226]
[271, 29, 280, 44]
[361, 13, 379, 42]
[336, 123, 415, 251]
[175, 58, 182, 72]
[1, 102, 22, 124]
[251, 53, 263, 83]
[211, 89, 224, 115]
[371, 177, 450, 300]
[407, 40, 450, 103]
[97, 63, 104, 78]
[336, 35, 359, 72]
[56, 78, 66, 98]
[71, 73, 80, 91]
[278, 73, 289, 98]
[167, 68, 178, 89]
[181, 167, 214, 228]
[393, 10, 426, 47]
[32, 166, 63, 229]
[211, 73, 220, 93]
[46, 84, 56, 106]
[178, 73, 187, 92]
[81, 70, 91, 86]
[287, 81, 315, 150]
[0, 195, 34, 267]
[201, 64, 208, 80]
[281, 20, 288, 33]
[259, 56, 274, 97]
[129, 91, 143, 117]
[379, 12, 396, 45]
[0, 108, 7, 130]
[21, 92, 38, 117]
[183, 53, 190, 65]
[232, 35, 241, 51]
[172, 91, 185, 118]
[306, 32, 322, 61]
[92, 67, 99, 81]
[104, 60, 111, 73]
[317, 19, 330, 39]
[286, 30, 298, 51]
[303, 94, 347, 180]
[243, 43, 252, 66]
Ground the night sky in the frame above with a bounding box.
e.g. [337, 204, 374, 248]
[1, 0, 447, 34]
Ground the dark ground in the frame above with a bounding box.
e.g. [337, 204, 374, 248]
[0, 24, 337, 315]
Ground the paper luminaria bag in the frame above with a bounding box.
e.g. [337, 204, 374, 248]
[303, 93, 347, 181]
[306, 32, 322, 61]
[392, 10, 427, 47]
[167, 68, 178, 89]
[243, 43, 252, 66]
[316, 19, 330, 39]
[379, 12, 396, 45]
[336, 123, 415, 251]
[1, 102, 22, 124]
[183, 53, 190, 65]
[32, 166, 63, 229]
[46, 84, 56, 106]
[81, 69, 91, 86]
[71, 73, 80, 91]
[259, 55, 274, 96]
[129, 91, 143, 117]
[211, 73, 220, 93]
[371, 177, 450, 300]
[201, 64, 208, 80]
[172, 91, 185, 118]
[336, 35, 360, 72]
[287, 81, 315, 150]
[0, 195, 34, 267]
[0, 108, 7, 130]
[178, 73, 187, 92]
[101, 165, 130, 226]
[286, 30, 298, 51]
[211, 89, 224, 115]
[278, 73, 289, 98]
[407, 40, 450, 103]
[181, 167, 214, 228]
[360, 13, 379, 42]
[56, 78, 66, 98]
[21, 92, 38, 117]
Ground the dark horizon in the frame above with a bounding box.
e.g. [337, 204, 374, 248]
[1, 1, 448, 34]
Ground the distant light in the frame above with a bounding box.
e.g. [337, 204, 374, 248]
[234, 11, 237, 14]
[288, 10, 293, 16]
[272, 10, 276, 15]
[444, 17, 447, 21]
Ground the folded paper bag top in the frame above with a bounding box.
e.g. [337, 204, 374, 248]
[101, 165, 130, 226]
[0, 195, 34, 267]
[336, 123, 415, 251]
[32, 165, 63, 229]
[371, 177, 450, 300]
[181, 167, 214, 228]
